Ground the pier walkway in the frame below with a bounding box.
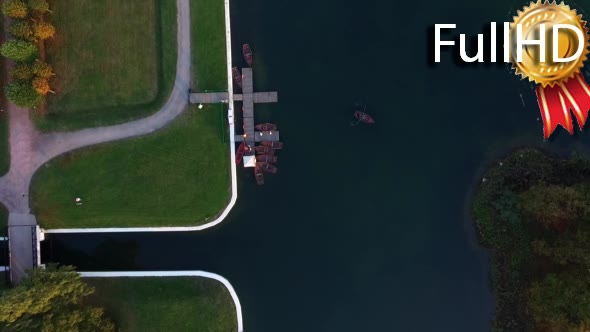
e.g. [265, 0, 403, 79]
[189, 91, 277, 104]
[189, 67, 280, 158]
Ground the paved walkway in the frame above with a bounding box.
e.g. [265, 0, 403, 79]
[0, 0, 190, 281]
[0, 0, 190, 214]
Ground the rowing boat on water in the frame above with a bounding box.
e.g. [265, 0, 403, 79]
[257, 162, 278, 174]
[232, 67, 242, 88]
[254, 164, 265, 185]
[261, 141, 283, 149]
[255, 123, 277, 131]
[243, 44, 253, 66]
[257, 154, 278, 163]
[353, 111, 375, 124]
[235, 142, 246, 164]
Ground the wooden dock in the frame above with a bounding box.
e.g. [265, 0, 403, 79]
[189, 92, 277, 104]
[188, 67, 279, 167]
[235, 131, 280, 142]
[242, 68, 255, 147]
[189, 92, 230, 104]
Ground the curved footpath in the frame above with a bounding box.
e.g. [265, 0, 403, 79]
[0, 0, 192, 214]
[45, 0, 238, 233]
[0, 0, 242, 329]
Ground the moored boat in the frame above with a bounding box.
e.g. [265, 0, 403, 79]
[255, 123, 277, 131]
[354, 111, 375, 124]
[232, 67, 242, 88]
[261, 141, 284, 149]
[243, 44, 253, 66]
[235, 142, 246, 164]
[254, 164, 265, 185]
[257, 162, 278, 174]
[255, 145, 274, 155]
[257, 154, 277, 163]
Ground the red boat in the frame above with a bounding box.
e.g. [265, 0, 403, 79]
[261, 141, 283, 150]
[255, 123, 277, 131]
[257, 162, 278, 174]
[254, 164, 265, 185]
[254, 145, 275, 155]
[354, 111, 375, 124]
[257, 154, 277, 163]
[232, 67, 242, 88]
[243, 44, 253, 66]
[235, 142, 246, 164]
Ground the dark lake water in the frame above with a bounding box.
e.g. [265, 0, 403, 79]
[42, 0, 590, 331]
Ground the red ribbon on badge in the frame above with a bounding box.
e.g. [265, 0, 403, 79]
[536, 74, 590, 139]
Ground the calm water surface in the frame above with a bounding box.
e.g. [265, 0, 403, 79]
[43, 0, 590, 331]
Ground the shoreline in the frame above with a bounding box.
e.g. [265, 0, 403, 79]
[81, 271, 243, 332]
[466, 145, 590, 330]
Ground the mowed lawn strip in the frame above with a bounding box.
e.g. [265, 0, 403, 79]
[86, 277, 237, 332]
[39, 0, 177, 131]
[191, 0, 227, 91]
[31, 105, 229, 228]
[30, 0, 231, 229]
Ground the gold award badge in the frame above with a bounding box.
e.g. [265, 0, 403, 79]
[509, 1, 590, 138]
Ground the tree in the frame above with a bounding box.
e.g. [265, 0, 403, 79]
[5, 81, 42, 108]
[519, 185, 590, 231]
[0, 40, 37, 62]
[528, 271, 590, 331]
[0, 265, 115, 332]
[2, 0, 28, 19]
[32, 60, 53, 78]
[532, 224, 590, 266]
[32, 21, 55, 40]
[28, 0, 51, 14]
[10, 63, 34, 80]
[32, 77, 52, 95]
[8, 20, 34, 41]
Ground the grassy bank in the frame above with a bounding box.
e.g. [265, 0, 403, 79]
[30, 0, 231, 228]
[31, 105, 229, 228]
[191, 0, 228, 91]
[86, 277, 237, 332]
[38, 0, 177, 131]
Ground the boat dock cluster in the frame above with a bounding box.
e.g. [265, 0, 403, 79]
[189, 44, 282, 185]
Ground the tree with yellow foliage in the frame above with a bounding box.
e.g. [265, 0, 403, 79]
[32, 77, 53, 95]
[2, 0, 28, 19]
[32, 21, 55, 40]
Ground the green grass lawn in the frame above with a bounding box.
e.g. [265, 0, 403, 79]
[0, 111, 8, 176]
[31, 105, 229, 228]
[38, 0, 177, 131]
[86, 277, 237, 332]
[0, 272, 7, 291]
[191, 0, 228, 91]
[30, 0, 231, 228]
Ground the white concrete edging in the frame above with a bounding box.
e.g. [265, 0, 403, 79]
[80, 271, 243, 332]
[43, 0, 238, 234]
